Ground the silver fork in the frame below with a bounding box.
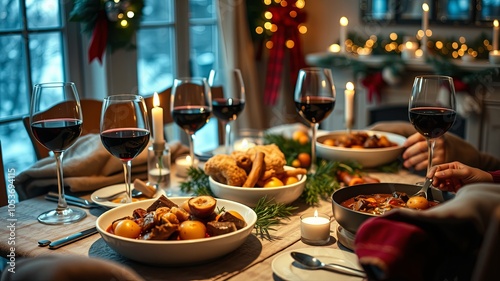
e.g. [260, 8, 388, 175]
[412, 177, 433, 198]
[94, 189, 142, 201]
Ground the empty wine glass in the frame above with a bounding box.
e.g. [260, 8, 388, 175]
[30, 82, 86, 224]
[409, 75, 457, 175]
[294, 67, 336, 173]
[171, 77, 212, 166]
[208, 69, 246, 154]
[100, 95, 150, 203]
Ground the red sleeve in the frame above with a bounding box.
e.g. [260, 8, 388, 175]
[488, 170, 500, 183]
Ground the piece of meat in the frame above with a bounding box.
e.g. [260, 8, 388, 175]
[204, 154, 248, 186]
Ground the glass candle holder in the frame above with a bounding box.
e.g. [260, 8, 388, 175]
[148, 142, 171, 196]
[300, 211, 331, 245]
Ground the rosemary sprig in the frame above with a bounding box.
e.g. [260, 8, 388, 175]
[179, 167, 214, 196]
[252, 197, 297, 240]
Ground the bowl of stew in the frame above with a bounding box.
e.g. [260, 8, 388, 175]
[331, 183, 454, 234]
[316, 130, 406, 168]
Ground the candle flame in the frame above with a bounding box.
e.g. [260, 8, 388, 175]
[153, 92, 160, 107]
[495, 20, 499, 27]
[340, 17, 348, 26]
[422, 3, 429, 12]
[313, 209, 318, 217]
[346, 82, 354, 91]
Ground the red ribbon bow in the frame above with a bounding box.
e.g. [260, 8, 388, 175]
[361, 72, 386, 103]
[264, 4, 307, 105]
[88, 11, 108, 64]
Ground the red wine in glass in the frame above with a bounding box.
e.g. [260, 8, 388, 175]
[409, 107, 456, 139]
[31, 118, 82, 152]
[295, 96, 336, 124]
[100, 129, 150, 161]
[172, 106, 212, 134]
[212, 98, 245, 122]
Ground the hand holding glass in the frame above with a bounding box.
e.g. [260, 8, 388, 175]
[408, 75, 457, 174]
[294, 67, 336, 173]
[100, 95, 150, 203]
[30, 82, 86, 224]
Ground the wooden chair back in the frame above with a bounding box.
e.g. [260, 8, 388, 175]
[23, 99, 103, 160]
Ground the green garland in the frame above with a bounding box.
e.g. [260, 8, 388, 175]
[69, 0, 144, 52]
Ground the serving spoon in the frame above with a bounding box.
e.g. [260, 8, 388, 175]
[290, 252, 366, 278]
[411, 177, 433, 199]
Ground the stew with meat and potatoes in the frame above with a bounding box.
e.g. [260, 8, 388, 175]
[340, 191, 439, 214]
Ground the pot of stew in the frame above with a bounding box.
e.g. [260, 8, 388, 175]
[331, 183, 455, 234]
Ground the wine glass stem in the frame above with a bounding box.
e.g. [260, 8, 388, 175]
[224, 121, 231, 154]
[310, 123, 319, 173]
[189, 133, 196, 165]
[426, 138, 436, 174]
[122, 160, 132, 203]
[54, 151, 68, 210]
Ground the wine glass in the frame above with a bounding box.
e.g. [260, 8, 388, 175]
[409, 75, 457, 175]
[100, 95, 150, 203]
[294, 67, 336, 173]
[208, 69, 246, 154]
[30, 82, 86, 224]
[171, 77, 212, 166]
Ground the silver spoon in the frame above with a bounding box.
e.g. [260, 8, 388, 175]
[94, 189, 142, 201]
[411, 177, 433, 199]
[290, 251, 366, 278]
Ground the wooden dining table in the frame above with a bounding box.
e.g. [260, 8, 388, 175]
[0, 165, 424, 281]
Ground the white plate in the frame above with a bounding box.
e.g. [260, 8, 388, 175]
[91, 183, 165, 208]
[272, 247, 363, 281]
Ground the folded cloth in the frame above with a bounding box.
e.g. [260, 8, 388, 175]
[16, 134, 189, 200]
[354, 183, 500, 281]
[0, 255, 145, 281]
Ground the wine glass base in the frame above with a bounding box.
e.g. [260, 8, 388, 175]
[37, 208, 87, 225]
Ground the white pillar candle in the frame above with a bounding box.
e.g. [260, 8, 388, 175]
[493, 20, 499, 50]
[151, 92, 164, 144]
[300, 210, 331, 245]
[344, 82, 355, 131]
[421, 3, 429, 57]
[339, 17, 348, 54]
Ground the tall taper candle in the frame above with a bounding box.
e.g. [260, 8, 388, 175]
[339, 17, 348, 54]
[493, 20, 499, 50]
[345, 82, 355, 132]
[421, 3, 429, 57]
[152, 92, 164, 144]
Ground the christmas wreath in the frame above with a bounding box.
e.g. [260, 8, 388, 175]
[69, 0, 144, 64]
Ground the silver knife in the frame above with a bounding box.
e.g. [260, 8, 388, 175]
[48, 227, 98, 249]
[45, 192, 99, 208]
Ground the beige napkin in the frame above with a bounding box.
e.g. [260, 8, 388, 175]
[16, 134, 189, 200]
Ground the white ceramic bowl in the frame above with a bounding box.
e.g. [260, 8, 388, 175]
[209, 166, 306, 207]
[96, 197, 257, 265]
[316, 130, 406, 168]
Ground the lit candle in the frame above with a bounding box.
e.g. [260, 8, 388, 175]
[175, 155, 198, 178]
[493, 20, 499, 50]
[151, 92, 164, 144]
[339, 17, 348, 54]
[489, 50, 500, 64]
[300, 210, 331, 245]
[344, 82, 355, 132]
[421, 3, 429, 57]
[233, 138, 256, 152]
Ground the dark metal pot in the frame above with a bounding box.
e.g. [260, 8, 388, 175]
[331, 183, 455, 234]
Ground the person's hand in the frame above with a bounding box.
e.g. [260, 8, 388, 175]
[402, 133, 446, 171]
[426, 161, 494, 192]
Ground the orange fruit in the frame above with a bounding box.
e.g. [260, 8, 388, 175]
[263, 177, 284, 188]
[283, 176, 299, 185]
[291, 159, 302, 168]
[297, 152, 311, 168]
[323, 139, 335, 146]
[292, 130, 307, 141]
[297, 134, 309, 145]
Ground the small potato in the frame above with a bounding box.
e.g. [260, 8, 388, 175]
[179, 220, 207, 240]
[114, 219, 142, 239]
[407, 196, 429, 210]
[323, 139, 335, 146]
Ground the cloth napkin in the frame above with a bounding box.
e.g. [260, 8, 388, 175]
[354, 183, 500, 281]
[16, 134, 189, 200]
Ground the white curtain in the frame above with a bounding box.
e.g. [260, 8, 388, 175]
[216, 0, 266, 131]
